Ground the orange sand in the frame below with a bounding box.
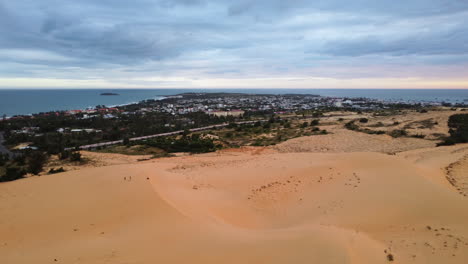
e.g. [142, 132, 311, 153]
[2, 140, 468, 263]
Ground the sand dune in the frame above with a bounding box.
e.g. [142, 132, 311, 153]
[2, 144, 468, 263]
[273, 126, 435, 154]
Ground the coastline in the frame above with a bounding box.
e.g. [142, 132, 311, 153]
[1, 89, 468, 118]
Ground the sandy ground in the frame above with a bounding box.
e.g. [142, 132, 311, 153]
[357, 110, 455, 140]
[43, 151, 153, 174]
[273, 110, 463, 154]
[2, 138, 468, 263]
[274, 126, 436, 154]
[2, 110, 468, 263]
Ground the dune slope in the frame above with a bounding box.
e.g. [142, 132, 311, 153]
[1, 146, 468, 263]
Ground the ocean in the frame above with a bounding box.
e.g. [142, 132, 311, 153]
[1, 89, 467, 117]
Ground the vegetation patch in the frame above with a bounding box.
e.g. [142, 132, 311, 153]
[145, 134, 219, 154]
[438, 114, 468, 146]
[388, 129, 408, 138]
[49, 167, 66, 174]
[345, 121, 385, 135]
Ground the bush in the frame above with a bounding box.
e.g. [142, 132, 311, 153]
[27, 151, 48, 175]
[227, 122, 238, 129]
[70, 152, 82, 162]
[388, 129, 407, 138]
[14, 155, 26, 166]
[310, 119, 319, 126]
[359, 118, 368, 123]
[0, 167, 26, 182]
[446, 114, 468, 143]
[362, 129, 385, 135]
[146, 135, 217, 154]
[59, 150, 70, 160]
[345, 121, 359, 131]
[0, 154, 9, 166]
[411, 134, 425, 139]
[49, 167, 65, 174]
[437, 137, 457, 146]
[301, 122, 308, 128]
[387, 254, 394, 261]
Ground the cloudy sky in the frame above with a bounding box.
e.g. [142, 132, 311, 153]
[1, 0, 468, 89]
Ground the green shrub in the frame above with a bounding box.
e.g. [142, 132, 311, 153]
[411, 134, 425, 139]
[146, 135, 217, 154]
[70, 152, 82, 162]
[27, 151, 48, 175]
[447, 114, 468, 143]
[388, 129, 407, 138]
[387, 254, 394, 261]
[345, 121, 359, 130]
[0, 167, 26, 182]
[59, 150, 70, 160]
[49, 167, 66, 174]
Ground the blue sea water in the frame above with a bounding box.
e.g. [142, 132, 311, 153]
[0, 88, 467, 117]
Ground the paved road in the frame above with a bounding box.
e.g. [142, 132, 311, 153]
[67, 120, 266, 151]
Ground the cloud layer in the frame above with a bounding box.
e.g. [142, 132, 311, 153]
[1, 0, 467, 88]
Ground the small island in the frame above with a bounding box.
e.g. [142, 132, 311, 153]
[100, 92, 119, 96]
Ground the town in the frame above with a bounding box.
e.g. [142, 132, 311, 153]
[0, 92, 460, 152]
[1, 92, 467, 182]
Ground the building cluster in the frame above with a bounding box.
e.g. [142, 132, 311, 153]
[145, 94, 393, 113]
[4, 93, 448, 124]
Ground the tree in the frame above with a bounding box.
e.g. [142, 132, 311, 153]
[27, 151, 48, 175]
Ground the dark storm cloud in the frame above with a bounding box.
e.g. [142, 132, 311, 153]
[1, 0, 468, 82]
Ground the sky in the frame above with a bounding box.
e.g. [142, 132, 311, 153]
[1, 0, 468, 89]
